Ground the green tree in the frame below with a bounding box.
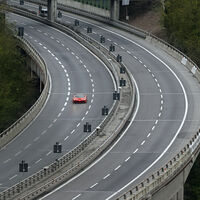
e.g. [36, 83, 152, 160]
[163, 0, 200, 64]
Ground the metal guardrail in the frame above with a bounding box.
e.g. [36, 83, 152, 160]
[0, 36, 50, 150]
[115, 33, 200, 200]
[0, 6, 135, 200]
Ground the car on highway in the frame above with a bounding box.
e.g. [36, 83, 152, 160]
[72, 94, 87, 103]
[39, 7, 47, 17]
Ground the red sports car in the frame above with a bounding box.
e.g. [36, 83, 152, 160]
[72, 94, 87, 103]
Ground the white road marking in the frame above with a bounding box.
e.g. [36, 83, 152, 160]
[107, 38, 111, 41]
[121, 46, 125, 50]
[25, 144, 31, 149]
[57, 113, 61, 117]
[134, 56, 137, 59]
[64, 136, 69, 141]
[161, 94, 163, 99]
[67, 92, 70, 96]
[114, 165, 121, 171]
[35, 158, 42, 164]
[39, 43, 42, 46]
[62, 44, 65, 46]
[71, 52, 75, 55]
[37, 29, 41, 32]
[51, 36, 54, 39]
[85, 111, 89, 115]
[15, 151, 22, 156]
[9, 174, 17, 180]
[34, 39, 38, 42]
[51, 53, 55, 57]
[91, 99, 94, 103]
[139, 60, 143, 64]
[90, 183, 98, 188]
[158, 112, 162, 117]
[48, 50, 51, 53]
[59, 61, 62, 65]
[48, 124, 53, 128]
[71, 129, 75, 134]
[125, 156, 130, 162]
[161, 100, 163, 104]
[147, 133, 151, 137]
[68, 87, 71, 91]
[103, 174, 110, 179]
[155, 120, 158, 124]
[88, 105, 91, 109]
[4, 158, 11, 164]
[44, 33, 48, 36]
[76, 56, 79, 59]
[55, 57, 58, 61]
[64, 102, 67, 106]
[66, 97, 69, 101]
[160, 106, 163, 111]
[61, 107, 65, 112]
[61, 65, 65, 69]
[72, 194, 81, 200]
[141, 140, 145, 145]
[81, 117, 85, 121]
[152, 126, 155, 131]
[53, 118, 57, 123]
[127, 50, 131, 54]
[33, 137, 39, 142]
[152, 74, 155, 77]
[77, 123, 80, 127]
[41, 130, 47, 135]
[46, 151, 52, 156]
[133, 148, 138, 154]
[148, 68, 151, 72]
[157, 83, 160, 87]
[159, 89, 162, 93]
[43, 46, 47, 49]
[155, 78, 158, 82]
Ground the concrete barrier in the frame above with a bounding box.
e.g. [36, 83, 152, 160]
[0, 36, 50, 150]
[0, 6, 135, 200]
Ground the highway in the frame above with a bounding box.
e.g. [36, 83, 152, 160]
[0, 13, 114, 190]
[3, 1, 200, 200]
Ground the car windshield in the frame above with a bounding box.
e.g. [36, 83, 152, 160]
[74, 94, 85, 98]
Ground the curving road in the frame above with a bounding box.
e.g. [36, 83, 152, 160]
[4, 1, 200, 200]
[31, 5, 200, 200]
[0, 12, 114, 190]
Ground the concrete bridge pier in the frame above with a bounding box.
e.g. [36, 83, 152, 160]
[47, 0, 57, 22]
[110, 0, 120, 20]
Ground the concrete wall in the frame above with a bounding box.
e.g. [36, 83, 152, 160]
[58, 0, 110, 18]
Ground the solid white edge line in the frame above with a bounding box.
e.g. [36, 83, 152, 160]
[39, 72, 140, 200]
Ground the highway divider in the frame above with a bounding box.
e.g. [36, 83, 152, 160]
[114, 24, 200, 200]
[0, 36, 50, 150]
[0, 6, 136, 200]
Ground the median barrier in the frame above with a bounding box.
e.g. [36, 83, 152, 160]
[0, 36, 50, 150]
[0, 6, 135, 200]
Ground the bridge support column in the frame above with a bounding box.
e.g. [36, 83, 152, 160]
[110, 0, 120, 20]
[47, 0, 57, 22]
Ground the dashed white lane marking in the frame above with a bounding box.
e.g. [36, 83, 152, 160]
[159, 88, 162, 93]
[71, 52, 75, 55]
[114, 165, 121, 171]
[34, 39, 38, 42]
[55, 57, 58, 61]
[56, 40, 60, 43]
[15, 151, 22, 156]
[61, 107, 65, 112]
[9, 174, 17, 181]
[51, 53, 55, 57]
[148, 68, 151, 73]
[39, 43, 42, 46]
[121, 46, 125, 50]
[44, 33, 48, 36]
[139, 60, 143, 64]
[88, 105, 91, 109]
[35, 158, 42, 164]
[77, 123, 80, 127]
[152, 126, 155, 131]
[68, 92, 70, 96]
[59, 61, 62, 65]
[25, 144, 31, 149]
[107, 38, 111, 41]
[62, 43, 64, 47]
[48, 124, 53, 129]
[48, 50, 51, 53]
[157, 83, 160, 88]
[64, 102, 68, 106]
[68, 87, 71, 91]
[85, 111, 89, 115]
[37, 29, 41, 32]
[152, 74, 155, 77]
[91, 99, 94, 103]
[161, 94, 163, 99]
[33, 137, 39, 142]
[155, 120, 158, 124]
[66, 97, 69, 101]
[133, 148, 138, 154]
[125, 156, 130, 162]
[141, 140, 145, 146]
[161, 100, 164, 104]
[159, 112, 162, 117]
[53, 118, 57, 123]
[43, 46, 47, 49]
[46, 151, 52, 156]
[29, 36, 32, 39]
[155, 78, 158, 82]
[72, 194, 81, 200]
[103, 174, 110, 179]
[90, 183, 98, 188]
[81, 117, 85, 121]
[71, 129, 75, 134]
[134, 56, 137, 59]
[41, 130, 47, 135]
[3, 158, 11, 164]
[114, 42, 118, 45]
[147, 133, 151, 137]
[64, 136, 69, 141]
[57, 113, 61, 118]
[29, 26, 33, 29]
[76, 56, 79, 59]
[160, 106, 163, 111]
[50, 36, 54, 39]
